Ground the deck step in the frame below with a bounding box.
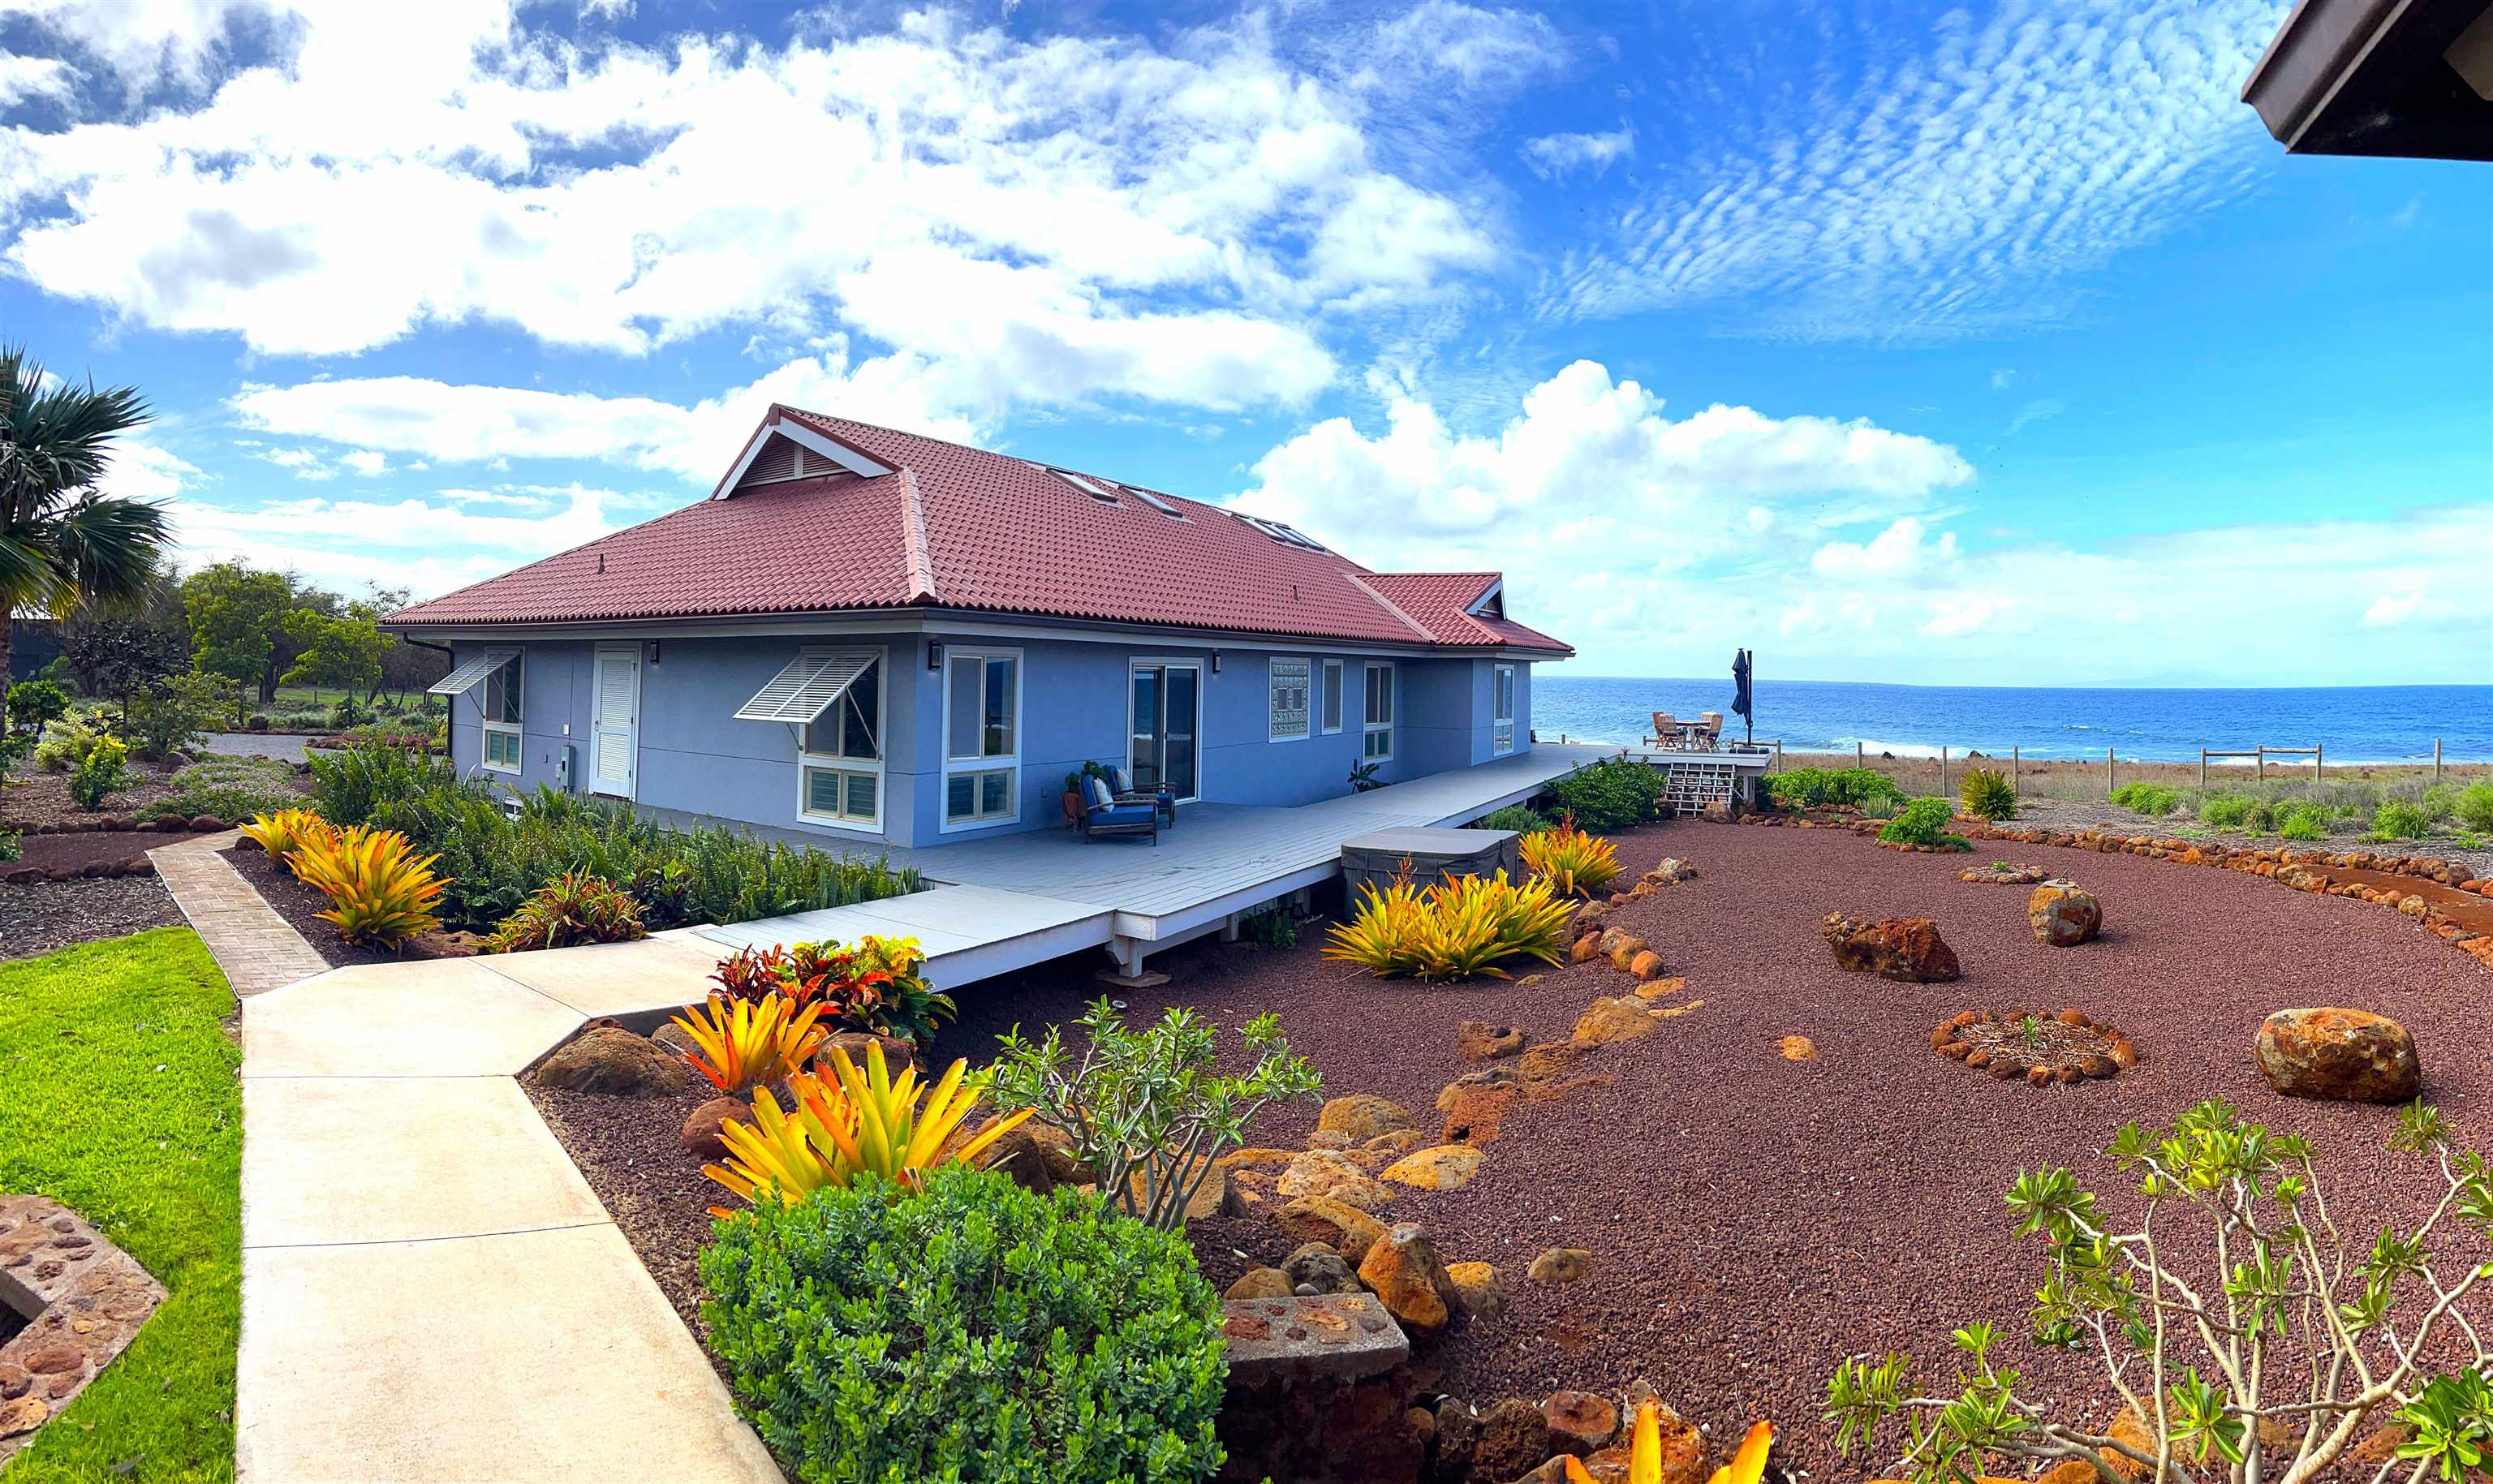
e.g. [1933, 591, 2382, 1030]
[1660, 759, 1739, 816]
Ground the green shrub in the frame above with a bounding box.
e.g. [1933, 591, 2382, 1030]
[701, 1165, 1226, 1484]
[136, 756, 304, 824]
[1544, 755, 1665, 832]
[1241, 905, 1297, 948]
[32, 712, 113, 772]
[67, 736, 134, 811]
[329, 695, 370, 729]
[2370, 800, 2432, 841]
[2280, 806, 2328, 841]
[482, 871, 648, 953]
[1877, 797, 1966, 849]
[1957, 768, 2017, 822]
[1477, 804, 1548, 832]
[277, 710, 330, 732]
[2108, 782, 2179, 816]
[122, 673, 231, 758]
[0, 827, 19, 862]
[2198, 793, 2252, 828]
[6, 678, 70, 733]
[306, 742, 919, 931]
[2454, 781, 2493, 834]
[1763, 766, 1902, 811]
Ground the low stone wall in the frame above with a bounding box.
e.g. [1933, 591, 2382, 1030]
[0, 1195, 165, 1465]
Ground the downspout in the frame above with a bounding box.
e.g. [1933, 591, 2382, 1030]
[401, 634, 455, 709]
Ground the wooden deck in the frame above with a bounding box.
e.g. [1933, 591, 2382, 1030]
[670, 742, 1639, 985]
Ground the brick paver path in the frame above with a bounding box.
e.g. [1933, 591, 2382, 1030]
[149, 832, 329, 999]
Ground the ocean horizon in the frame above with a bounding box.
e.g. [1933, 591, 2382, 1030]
[1531, 675, 2493, 765]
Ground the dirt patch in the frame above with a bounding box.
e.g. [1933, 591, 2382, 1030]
[2320, 866, 2493, 937]
[11, 828, 216, 875]
[0, 762, 183, 830]
[0, 875, 180, 960]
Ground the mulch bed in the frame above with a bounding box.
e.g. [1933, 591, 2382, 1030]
[217, 841, 411, 968]
[0, 762, 183, 830]
[11, 828, 219, 876]
[528, 819, 2493, 1478]
[0, 876, 181, 960]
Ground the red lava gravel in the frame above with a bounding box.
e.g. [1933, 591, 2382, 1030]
[929, 819, 2493, 1477]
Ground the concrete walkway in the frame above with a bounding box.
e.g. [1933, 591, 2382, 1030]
[236, 937, 784, 1483]
[149, 832, 331, 998]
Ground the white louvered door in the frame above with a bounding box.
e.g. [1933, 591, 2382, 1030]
[591, 645, 640, 798]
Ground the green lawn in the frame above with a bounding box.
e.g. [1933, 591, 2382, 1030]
[0, 930, 239, 1483]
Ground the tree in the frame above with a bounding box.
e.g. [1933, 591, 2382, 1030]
[182, 561, 292, 699]
[281, 603, 385, 699]
[0, 346, 171, 729]
[367, 583, 446, 700]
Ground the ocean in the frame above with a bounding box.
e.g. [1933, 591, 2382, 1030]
[1530, 676, 2493, 765]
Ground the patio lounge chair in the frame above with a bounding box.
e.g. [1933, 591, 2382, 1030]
[1108, 766, 1178, 827]
[1646, 711, 1678, 749]
[1075, 775, 1160, 845]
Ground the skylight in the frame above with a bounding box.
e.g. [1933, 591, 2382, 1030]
[1128, 487, 1186, 519]
[1045, 467, 1119, 503]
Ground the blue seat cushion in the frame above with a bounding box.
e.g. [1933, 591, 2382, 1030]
[1090, 803, 1155, 825]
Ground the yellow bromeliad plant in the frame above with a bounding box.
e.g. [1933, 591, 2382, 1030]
[670, 992, 828, 1095]
[1520, 815, 1622, 898]
[702, 1040, 1028, 1215]
[239, 807, 335, 859]
[1324, 867, 1574, 980]
[286, 824, 445, 946]
[1563, 1413, 1771, 1484]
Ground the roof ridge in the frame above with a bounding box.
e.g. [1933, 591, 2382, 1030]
[898, 467, 938, 604]
[1342, 572, 1434, 642]
[385, 497, 704, 622]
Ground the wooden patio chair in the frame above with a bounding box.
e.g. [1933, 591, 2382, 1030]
[1646, 711, 1678, 749]
[1074, 775, 1160, 845]
[1108, 765, 1178, 827]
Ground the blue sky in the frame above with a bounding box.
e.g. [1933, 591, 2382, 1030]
[1, 0, 2486, 686]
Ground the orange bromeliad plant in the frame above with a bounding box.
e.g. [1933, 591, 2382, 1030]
[701, 1040, 1027, 1216]
[1564, 1412, 1771, 1484]
[670, 992, 828, 1095]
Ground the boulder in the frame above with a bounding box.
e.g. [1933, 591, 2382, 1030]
[1526, 1246, 1591, 1284]
[1542, 1391, 1619, 1456]
[2254, 1008, 2420, 1103]
[1821, 912, 1961, 983]
[530, 1026, 700, 1095]
[2028, 883, 2103, 947]
[1366, 1127, 1432, 1155]
[1470, 1397, 1554, 1482]
[1457, 1020, 1525, 1060]
[1569, 932, 1604, 965]
[1127, 1161, 1229, 1222]
[1778, 1035, 1819, 1062]
[1281, 1241, 1362, 1295]
[1631, 975, 1687, 1001]
[1224, 1267, 1294, 1301]
[1515, 1040, 1586, 1086]
[1437, 1068, 1524, 1145]
[1380, 1145, 1484, 1191]
[1277, 1150, 1391, 1208]
[1318, 1094, 1415, 1141]
[1571, 999, 1661, 1048]
[678, 1095, 747, 1159]
[187, 814, 227, 832]
[1602, 930, 1648, 972]
[1272, 1196, 1389, 1263]
[1354, 1223, 1460, 1336]
[1445, 1259, 1505, 1316]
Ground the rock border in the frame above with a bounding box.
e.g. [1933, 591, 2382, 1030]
[0, 1194, 166, 1464]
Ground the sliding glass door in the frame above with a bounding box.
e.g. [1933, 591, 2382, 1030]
[1129, 661, 1201, 802]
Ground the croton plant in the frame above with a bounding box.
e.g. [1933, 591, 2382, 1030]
[709, 935, 956, 1046]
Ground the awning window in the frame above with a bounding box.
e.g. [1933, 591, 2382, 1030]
[735, 651, 875, 725]
[428, 650, 519, 696]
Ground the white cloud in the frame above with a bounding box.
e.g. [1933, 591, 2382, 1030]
[0, 53, 78, 107]
[94, 437, 205, 500]
[166, 481, 648, 596]
[226, 345, 988, 483]
[2004, 398, 2065, 437]
[1538, 0, 2285, 339]
[2362, 591, 2424, 627]
[1522, 123, 1634, 179]
[339, 449, 385, 476]
[0, 2, 1505, 418]
[1810, 517, 1958, 579]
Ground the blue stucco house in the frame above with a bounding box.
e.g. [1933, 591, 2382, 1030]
[387, 406, 1573, 852]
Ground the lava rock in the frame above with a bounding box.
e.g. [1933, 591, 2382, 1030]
[1281, 1241, 1362, 1295]
[678, 1095, 747, 1159]
[2028, 883, 2103, 947]
[1527, 1246, 1591, 1284]
[2254, 1008, 2420, 1103]
[1317, 1093, 1415, 1141]
[529, 1026, 700, 1095]
[1822, 912, 1961, 982]
[1355, 1223, 1460, 1337]
[1224, 1267, 1294, 1301]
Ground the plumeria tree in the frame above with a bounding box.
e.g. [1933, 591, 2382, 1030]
[1829, 1099, 2493, 1484]
[0, 346, 169, 727]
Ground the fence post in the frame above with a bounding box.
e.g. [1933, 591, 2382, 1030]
[2108, 746, 2116, 796]
[2257, 746, 2265, 782]
[2314, 742, 2323, 778]
[2013, 744, 2020, 794]
[1857, 740, 1864, 768]
[2435, 738, 2443, 783]
[1940, 746, 1949, 797]
[1773, 740, 1783, 774]
[2199, 748, 2207, 790]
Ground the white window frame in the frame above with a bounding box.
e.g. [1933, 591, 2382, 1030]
[480, 653, 523, 774]
[1492, 663, 1516, 756]
[1128, 656, 1208, 805]
[1320, 658, 1344, 735]
[940, 645, 1023, 833]
[1267, 656, 1311, 743]
[1362, 660, 1396, 764]
[794, 646, 885, 835]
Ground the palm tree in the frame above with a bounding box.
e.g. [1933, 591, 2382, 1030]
[0, 345, 170, 728]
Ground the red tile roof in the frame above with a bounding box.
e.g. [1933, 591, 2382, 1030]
[387, 407, 1571, 656]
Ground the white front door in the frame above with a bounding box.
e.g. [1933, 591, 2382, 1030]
[590, 645, 640, 798]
